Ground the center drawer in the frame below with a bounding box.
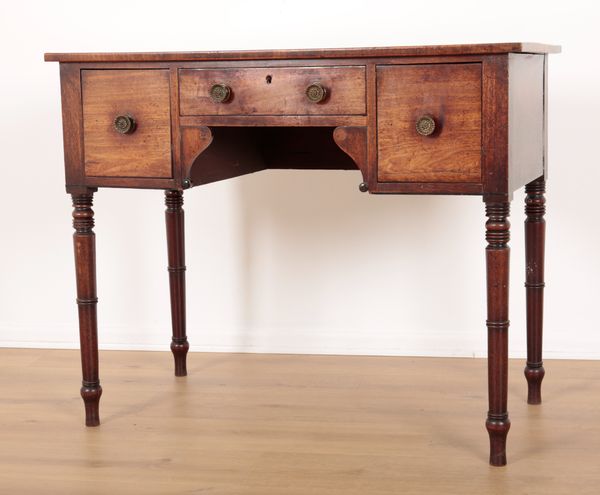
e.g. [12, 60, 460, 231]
[178, 66, 366, 116]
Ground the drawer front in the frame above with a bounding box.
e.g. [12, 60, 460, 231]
[377, 63, 482, 183]
[82, 69, 172, 178]
[179, 66, 366, 116]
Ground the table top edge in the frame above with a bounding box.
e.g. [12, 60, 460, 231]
[44, 42, 561, 63]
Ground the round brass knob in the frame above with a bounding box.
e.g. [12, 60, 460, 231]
[306, 82, 327, 103]
[359, 182, 368, 192]
[113, 115, 136, 134]
[415, 115, 436, 136]
[209, 83, 231, 103]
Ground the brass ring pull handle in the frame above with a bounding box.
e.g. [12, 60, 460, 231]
[415, 115, 436, 136]
[306, 82, 327, 103]
[209, 83, 232, 103]
[113, 115, 136, 134]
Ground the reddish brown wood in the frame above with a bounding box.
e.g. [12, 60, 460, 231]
[47, 44, 559, 465]
[179, 66, 366, 116]
[482, 56, 510, 201]
[185, 127, 357, 187]
[72, 190, 102, 426]
[179, 115, 367, 127]
[169, 67, 184, 187]
[524, 176, 546, 404]
[333, 127, 368, 184]
[186, 127, 266, 186]
[485, 201, 511, 466]
[373, 182, 482, 195]
[60, 64, 85, 188]
[261, 127, 357, 170]
[376, 63, 482, 183]
[82, 69, 172, 178]
[51, 50, 557, 196]
[165, 190, 189, 376]
[44, 42, 561, 63]
[181, 126, 213, 183]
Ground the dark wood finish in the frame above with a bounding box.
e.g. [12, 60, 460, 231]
[332, 126, 368, 184]
[46, 43, 559, 467]
[181, 126, 213, 184]
[82, 70, 172, 178]
[376, 63, 482, 183]
[481, 56, 510, 202]
[59, 65, 85, 189]
[44, 42, 560, 62]
[186, 127, 266, 186]
[485, 201, 511, 466]
[179, 67, 366, 116]
[180, 115, 367, 127]
[165, 190, 189, 376]
[261, 127, 357, 170]
[185, 126, 359, 187]
[83, 176, 178, 190]
[373, 181, 482, 195]
[71, 190, 102, 426]
[524, 177, 546, 404]
[169, 67, 184, 187]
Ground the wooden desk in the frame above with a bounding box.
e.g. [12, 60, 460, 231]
[45, 43, 560, 466]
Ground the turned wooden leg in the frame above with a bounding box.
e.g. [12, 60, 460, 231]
[165, 190, 189, 376]
[485, 201, 511, 466]
[524, 177, 546, 405]
[72, 191, 102, 426]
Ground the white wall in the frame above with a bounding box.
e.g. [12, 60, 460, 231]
[1, 0, 598, 358]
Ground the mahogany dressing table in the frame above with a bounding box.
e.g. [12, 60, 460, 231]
[45, 43, 560, 466]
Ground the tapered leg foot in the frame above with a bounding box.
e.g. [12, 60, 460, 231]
[165, 190, 189, 377]
[81, 382, 102, 426]
[486, 415, 511, 466]
[524, 176, 546, 405]
[171, 339, 189, 377]
[485, 200, 511, 466]
[524, 366, 545, 405]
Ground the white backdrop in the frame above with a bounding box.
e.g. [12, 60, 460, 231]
[1, 0, 598, 358]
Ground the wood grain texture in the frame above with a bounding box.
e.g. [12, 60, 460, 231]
[1, 349, 597, 494]
[524, 177, 546, 405]
[482, 56, 510, 200]
[377, 63, 482, 183]
[484, 201, 511, 466]
[186, 127, 267, 186]
[182, 126, 360, 188]
[179, 114, 367, 127]
[44, 47, 560, 464]
[169, 67, 184, 186]
[179, 67, 366, 116]
[180, 126, 213, 182]
[82, 69, 172, 178]
[59, 64, 85, 188]
[333, 126, 368, 183]
[71, 191, 102, 427]
[165, 191, 189, 377]
[44, 42, 561, 62]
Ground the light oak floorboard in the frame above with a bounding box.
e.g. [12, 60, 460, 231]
[0, 349, 598, 494]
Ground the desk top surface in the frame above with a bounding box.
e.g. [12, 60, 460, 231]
[44, 42, 560, 63]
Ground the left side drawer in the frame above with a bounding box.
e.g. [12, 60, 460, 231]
[82, 69, 172, 178]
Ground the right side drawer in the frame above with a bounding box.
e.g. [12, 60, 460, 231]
[377, 63, 482, 184]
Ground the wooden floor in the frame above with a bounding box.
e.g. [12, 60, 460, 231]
[1, 349, 599, 494]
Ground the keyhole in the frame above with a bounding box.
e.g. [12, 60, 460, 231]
[265, 75, 272, 84]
